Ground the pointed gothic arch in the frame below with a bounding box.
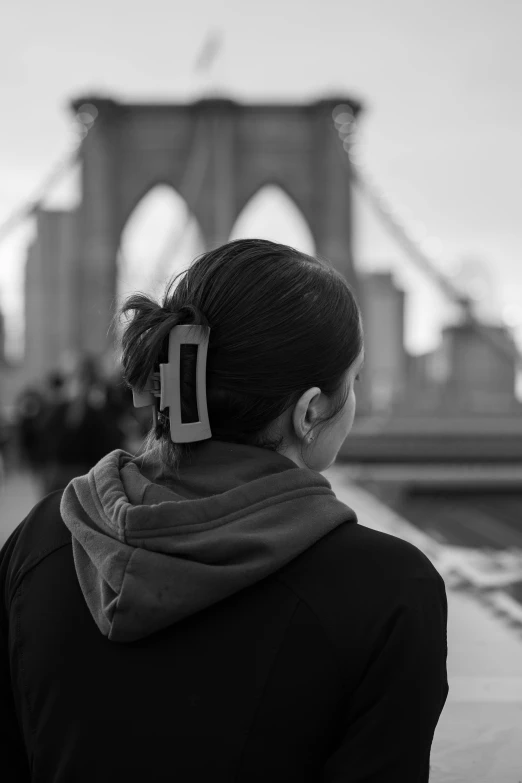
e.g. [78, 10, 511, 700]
[117, 182, 204, 304]
[229, 183, 316, 255]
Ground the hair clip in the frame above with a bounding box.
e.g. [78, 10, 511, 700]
[132, 324, 212, 444]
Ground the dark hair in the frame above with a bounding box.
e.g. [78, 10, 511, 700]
[119, 238, 363, 469]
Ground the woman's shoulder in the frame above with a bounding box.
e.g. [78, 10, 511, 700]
[280, 517, 441, 587]
[275, 519, 445, 668]
[0, 491, 71, 609]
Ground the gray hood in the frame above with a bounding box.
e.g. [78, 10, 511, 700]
[60, 440, 356, 642]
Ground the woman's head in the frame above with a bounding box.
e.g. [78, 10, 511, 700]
[120, 238, 364, 472]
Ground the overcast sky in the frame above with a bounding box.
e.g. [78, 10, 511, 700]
[1, 0, 522, 359]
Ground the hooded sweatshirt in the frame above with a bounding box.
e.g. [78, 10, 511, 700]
[1, 439, 448, 783]
[59, 440, 355, 642]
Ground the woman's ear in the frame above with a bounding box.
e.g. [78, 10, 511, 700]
[291, 387, 322, 441]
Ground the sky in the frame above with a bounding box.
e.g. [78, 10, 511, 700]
[1, 0, 522, 366]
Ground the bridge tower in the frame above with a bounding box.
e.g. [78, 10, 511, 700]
[70, 95, 362, 356]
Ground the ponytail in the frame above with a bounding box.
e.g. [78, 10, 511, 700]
[120, 293, 210, 463]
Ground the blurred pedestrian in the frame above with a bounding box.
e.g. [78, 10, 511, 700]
[0, 239, 448, 782]
[13, 386, 47, 476]
[0, 409, 8, 488]
[104, 366, 150, 453]
[40, 355, 124, 493]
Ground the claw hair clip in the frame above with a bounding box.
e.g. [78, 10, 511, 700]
[132, 324, 211, 443]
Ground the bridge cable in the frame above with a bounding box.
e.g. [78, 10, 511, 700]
[117, 34, 220, 294]
[153, 114, 211, 282]
[0, 106, 97, 247]
[116, 110, 211, 306]
[332, 105, 522, 371]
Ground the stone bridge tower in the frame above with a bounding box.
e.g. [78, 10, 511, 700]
[71, 95, 362, 355]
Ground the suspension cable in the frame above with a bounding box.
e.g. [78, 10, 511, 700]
[153, 114, 211, 281]
[118, 35, 219, 288]
[0, 105, 97, 246]
[116, 109, 211, 304]
[332, 104, 522, 371]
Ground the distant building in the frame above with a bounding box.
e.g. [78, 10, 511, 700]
[399, 317, 520, 417]
[0, 308, 5, 367]
[0, 308, 5, 414]
[439, 319, 519, 414]
[24, 209, 77, 384]
[401, 351, 442, 413]
[360, 272, 407, 413]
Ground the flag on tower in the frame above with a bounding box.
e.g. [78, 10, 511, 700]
[194, 30, 222, 73]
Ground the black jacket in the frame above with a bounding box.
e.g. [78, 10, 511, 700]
[1, 484, 447, 782]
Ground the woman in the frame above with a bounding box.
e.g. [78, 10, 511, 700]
[0, 239, 448, 782]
